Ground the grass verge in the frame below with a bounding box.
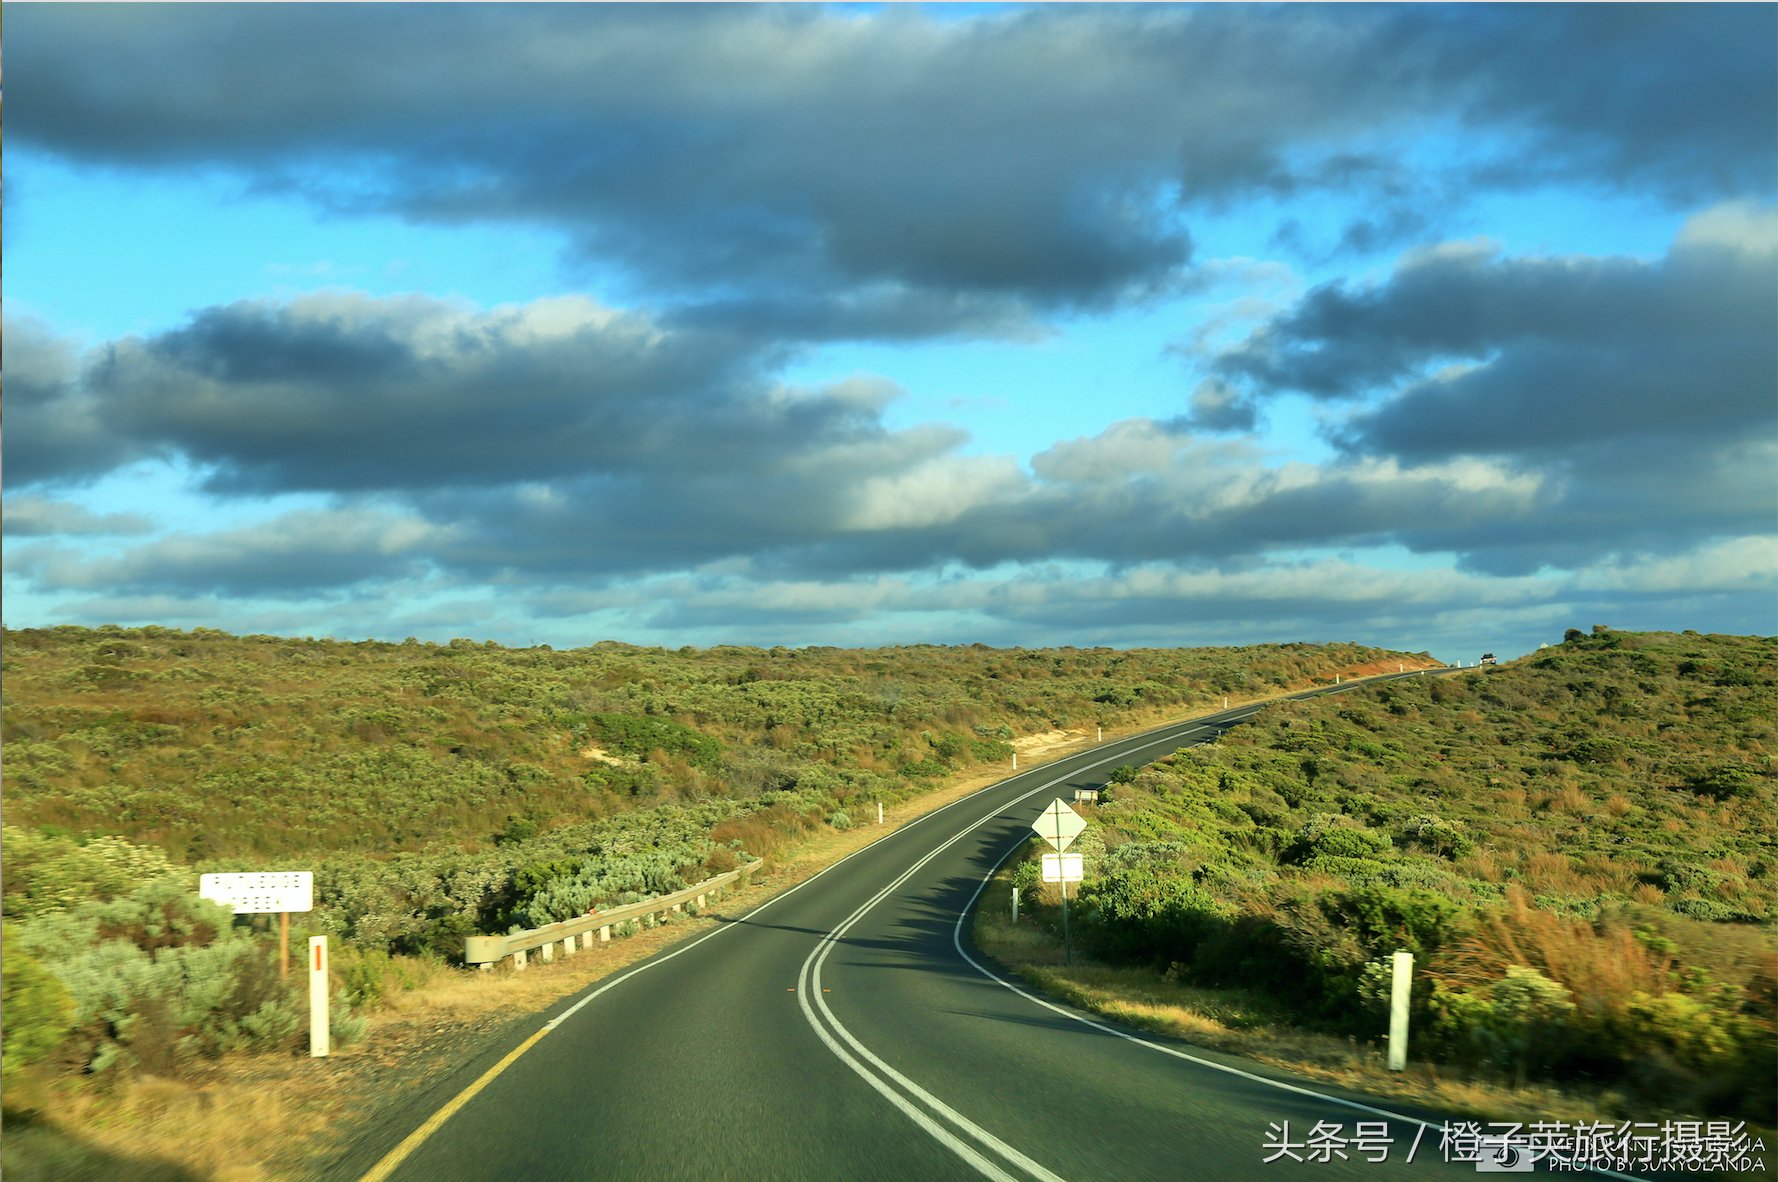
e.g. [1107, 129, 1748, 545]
[969, 865, 1777, 1178]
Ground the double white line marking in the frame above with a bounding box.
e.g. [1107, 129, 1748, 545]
[793, 735, 1203, 1182]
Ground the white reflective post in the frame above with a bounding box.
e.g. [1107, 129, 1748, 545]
[309, 937, 330, 1058]
[1387, 950, 1413, 1071]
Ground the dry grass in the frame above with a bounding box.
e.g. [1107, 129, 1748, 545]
[2, 1067, 325, 1182]
[1434, 887, 1673, 1014]
[1548, 783, 1590, 815]
[1522, 851, 1590, 895]
[1457, 848, 1507, 883]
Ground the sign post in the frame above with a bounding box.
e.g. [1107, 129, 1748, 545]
[200, 871, 313, 981]
[1041, 853, 1085, 964]
[1031, 800, 1087, 966]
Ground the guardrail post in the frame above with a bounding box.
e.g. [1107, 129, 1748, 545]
[563, 936, 576, 956]
[513, 948, 528, 971]
[540, 942, 554, 963]
[696, 894, 706, 909]
[600, 925, 610, 942]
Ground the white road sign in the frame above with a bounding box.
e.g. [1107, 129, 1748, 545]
[200, 871, 313, 914]
[1040, 853, 1084, 883]
[1031, 798, 1086, 852]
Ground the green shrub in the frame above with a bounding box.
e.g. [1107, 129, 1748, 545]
[1, 926, 75, 1082]
[1, 827, 183, 920]
[1398, 814, 1473, 860]
[1283, 818, 1392, 865]
[1079, 842, 1232, 965]
[12, 883, 301, 1076]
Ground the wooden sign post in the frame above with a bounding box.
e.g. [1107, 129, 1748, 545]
[199, 871, 314, 981]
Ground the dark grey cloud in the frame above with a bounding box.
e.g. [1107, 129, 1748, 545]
[1216, 225, 1776, 434]
[1340, 238, 1776, 461]
[1446, 4, 1778, 204]
[69, 293, 795, 495]
[1200, 206, 1778, 574]
[6, 318, 155, 487]
[12, 5, 1772, 339]
[23, 281, 1762, 591]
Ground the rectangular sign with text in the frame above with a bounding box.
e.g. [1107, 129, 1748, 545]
[1040, 853, 1084, 883]
[200, 871, 313, 914]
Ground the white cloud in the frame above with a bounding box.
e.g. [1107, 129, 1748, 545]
[1675, 200, 1778, 256]
[1571, 536, 1778, 595]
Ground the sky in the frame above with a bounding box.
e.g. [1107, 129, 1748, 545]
[5, 3, 1776, 663]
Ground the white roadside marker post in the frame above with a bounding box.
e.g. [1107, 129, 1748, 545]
[1387, 950, 1413, 1071]
[309, 936, 330, 1058]
[877, 801, 884, 825]
[1011, 886, 1019, 923]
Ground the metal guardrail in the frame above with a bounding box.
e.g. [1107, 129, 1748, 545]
[464, 861, 762, 970]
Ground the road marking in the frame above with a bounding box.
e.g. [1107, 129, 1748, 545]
[352, 691, 1349, 1182]
[356, 1028, 549, 1182]
[797, 740, 1180, 1182]
[352, 720, 1185, 1182]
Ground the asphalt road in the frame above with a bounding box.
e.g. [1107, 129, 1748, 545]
[331, 673, 1648, 1182]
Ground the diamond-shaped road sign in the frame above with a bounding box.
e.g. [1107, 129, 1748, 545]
[1032, 798, 1087, 852]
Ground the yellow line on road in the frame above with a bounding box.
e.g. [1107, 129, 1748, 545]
[356, 1027, 549, 1182]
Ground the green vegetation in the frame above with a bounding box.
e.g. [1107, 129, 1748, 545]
[1011, 629, 1776, 1121]
[1, 624, 1419, 1088]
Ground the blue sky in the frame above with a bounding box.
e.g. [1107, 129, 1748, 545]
[6, 4, 1775, 662]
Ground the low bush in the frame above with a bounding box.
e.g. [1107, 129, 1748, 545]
[1, 927, 76, 1083]
[11, 882, 302, 1077]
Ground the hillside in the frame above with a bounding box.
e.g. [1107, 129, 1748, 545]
[1, 627, 1432, 935]
[1032, 628, 1775, 1119]
[1, 626, 1440, 1098]
[0, 628, 1431, 858]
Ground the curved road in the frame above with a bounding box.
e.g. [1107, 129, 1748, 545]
[332, 674, 1641, 1182]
